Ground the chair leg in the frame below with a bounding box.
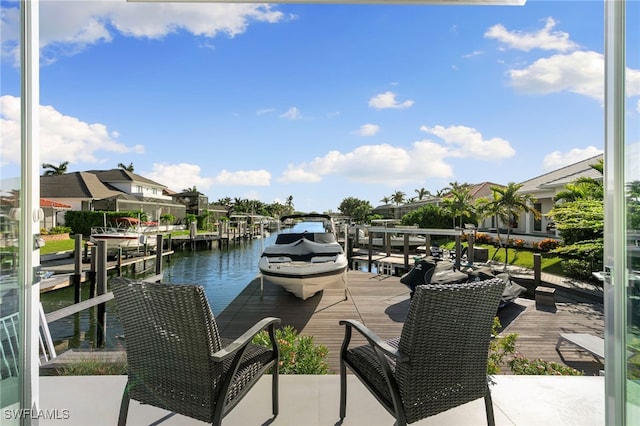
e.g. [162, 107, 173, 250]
[272, 368, 279, 416]
[339, 360, 347, 419]
[484, 387, 495, 426]
[117, 387, 130, 426]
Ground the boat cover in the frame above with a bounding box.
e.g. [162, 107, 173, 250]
[262, 236, 343, 258]
[399, 258, 526, 308]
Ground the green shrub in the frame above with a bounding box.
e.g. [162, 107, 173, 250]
[252, 325, 329, 374]
[508, 355, 583, 375]
[488, 317, 518, 375]
[561, 258, 595, 281]
[55, 355, 127, 376]
[49, 226, 72, 234]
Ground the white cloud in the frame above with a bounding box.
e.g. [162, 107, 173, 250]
[419, 125, 515, 160]
[280, 107, 301, 120]
[355, 124, 380, 137]
[368, 91, 414, 110]
[144, 163, 270, 192]
[256, 108, 276, 116]
[485, 17, 579, 52]
[278, 142, 453, 186]
[278, 167, 322, 183]
[277, 124, 517, 186]
[463, 50, 484, 58]
[213, 169, 271, 186]
[0, 95, 143, 167]
[508, 51, 605, 101]
[542, 147, 604, 171]
[145, 162, 214, 192]
[2, 1, 286, 65]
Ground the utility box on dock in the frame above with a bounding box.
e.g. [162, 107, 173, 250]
[473, 247, 488, 262]
[535, 286, 556, 308]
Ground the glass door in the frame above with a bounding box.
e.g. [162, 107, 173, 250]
[625, 0, 640, 420]
[0, 179, 21, 419]
[606, 0, 640, 423]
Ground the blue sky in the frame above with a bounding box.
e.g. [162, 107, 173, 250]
[1, 0, 639, 213]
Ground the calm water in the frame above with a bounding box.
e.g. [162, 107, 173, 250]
[41, 222, 326, 350]
[41, 232, 279, 349]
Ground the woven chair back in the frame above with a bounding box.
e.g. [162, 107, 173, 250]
[112, 277, 223, 422]
[396, 278, 505, 423]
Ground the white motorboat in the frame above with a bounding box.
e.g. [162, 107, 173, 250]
[258, 214, 348, 300]
[90, 217, 153, 252]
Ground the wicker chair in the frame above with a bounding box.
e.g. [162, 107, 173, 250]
[111, 277, 281, 426]
[339, 278, 505, 426]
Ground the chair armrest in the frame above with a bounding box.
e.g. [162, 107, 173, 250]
[211, 317, 281, 362]
[339, 319, 408, 362]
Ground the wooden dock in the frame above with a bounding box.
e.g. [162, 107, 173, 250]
[215, 270, 605, 376]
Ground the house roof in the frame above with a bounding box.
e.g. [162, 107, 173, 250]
[466, 182, 503, 200]
[84, 169, 167, 189]
[40, 172, 123, 199]
[440, 182, 504, 201]
[518, 154, 603, 193]
[40, 198, 71, 209]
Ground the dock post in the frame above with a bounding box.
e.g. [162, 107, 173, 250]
[117, 247, 123, 276]
[403, 234, 410, 271]
[534, 253, 542, 286]
[155, 234, 163, 275]
[73, 234, 83, 304]
[467, 233, 475, 264]
[367, 233, 374, 273]
[96, 240, 108, 347]
[88, 246, 97, 298]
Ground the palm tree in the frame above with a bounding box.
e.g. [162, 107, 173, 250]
[117, 162, 135, 172]
[414, 187, 431, 200]
[489, 182, 540, 269]
[554, 178, 603, 203]
[440, 182, 473, 228]
[475, 196, 509, 258]
[42, 161, 69, 176]
[554, 160, 604, 203]
[285, 195, 294, 215]
[183, 186, 198, 193]
[380, 196, 392, 205]
[391, 190, 406, 206]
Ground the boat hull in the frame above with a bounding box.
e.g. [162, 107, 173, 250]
[259, 255, 348, 300]
[90, 227, 157, 252]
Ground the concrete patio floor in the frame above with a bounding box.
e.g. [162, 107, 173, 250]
[39, 374, 604, 425]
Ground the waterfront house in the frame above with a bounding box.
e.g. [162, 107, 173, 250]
[40, 169, 186, 226]
[513, 154, 604, 238]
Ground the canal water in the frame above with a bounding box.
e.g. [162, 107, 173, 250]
[41, 231, 281, 351]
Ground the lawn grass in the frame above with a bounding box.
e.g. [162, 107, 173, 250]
[484, 245, 565, 275]
[40, 238, 76, 255]
[440, 241, 566, 276]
